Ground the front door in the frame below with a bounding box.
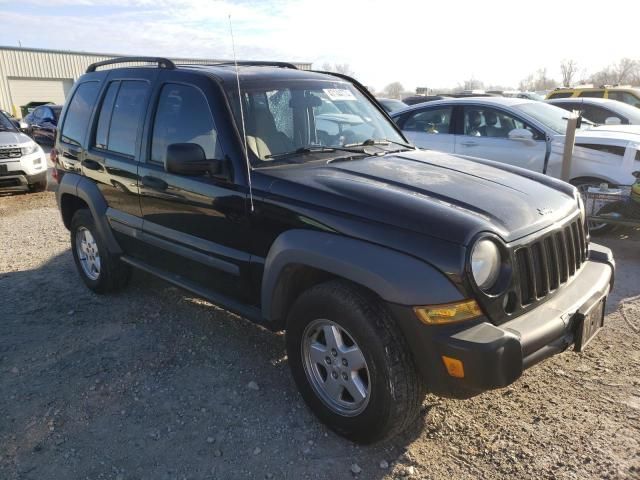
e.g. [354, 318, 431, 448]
[454, 106, 547, 172]
[138, 72, 249, 301]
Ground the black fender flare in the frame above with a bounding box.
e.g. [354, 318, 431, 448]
[261, 229, 463, 322]
[56, 172, 122, 255]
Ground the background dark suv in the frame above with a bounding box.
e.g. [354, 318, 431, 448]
[54, 57, 614, 443]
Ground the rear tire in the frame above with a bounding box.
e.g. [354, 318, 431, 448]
[70, 209, 131, 293]
[285, 279, 425, 443]
[572, 178, 615, 235]
[29, 180, 47, 193]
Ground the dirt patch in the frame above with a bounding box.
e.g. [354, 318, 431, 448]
[1, 192, 639, 480]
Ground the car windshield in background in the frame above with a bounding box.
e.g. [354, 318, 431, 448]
[228, 80, 406, 163]
[0, 112, 16, 131]
[512, 101, 584, 135]
[602, 101, 640, 123]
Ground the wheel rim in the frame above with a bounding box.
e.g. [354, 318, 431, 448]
[301, 319, 370, 416]
[75, 227, 101, 281]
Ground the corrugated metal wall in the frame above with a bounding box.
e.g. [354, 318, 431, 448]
[0, 46, 312, 115]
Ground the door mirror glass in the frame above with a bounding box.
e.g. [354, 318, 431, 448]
[165, 143, 226, 177]
[508, 128, 534, 142]
[605, 116, 622, 125]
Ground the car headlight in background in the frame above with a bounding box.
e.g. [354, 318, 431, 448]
[471, 239, 501, 291]
[21, 141, 39, 156]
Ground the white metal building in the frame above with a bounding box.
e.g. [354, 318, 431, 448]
[0, 46, 312, 117]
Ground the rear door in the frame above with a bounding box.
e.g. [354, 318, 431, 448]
[396, 105, 455, 152]
[454, 105, 547, 172]
[81, 68, 156, 234]
[137, 70, 249, 301]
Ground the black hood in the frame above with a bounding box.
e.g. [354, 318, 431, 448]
[260, 150, 578, 246]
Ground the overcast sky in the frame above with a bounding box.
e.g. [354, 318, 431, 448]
[1, 0, 638, 91]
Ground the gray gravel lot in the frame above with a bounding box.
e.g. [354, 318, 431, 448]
[1, 185, 639, 479]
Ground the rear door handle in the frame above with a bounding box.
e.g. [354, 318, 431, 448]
[62, 150, 79, 160]
[460, 141, 478, 147]
[142, 175, 168, 191]
[82, 159, 102, 171]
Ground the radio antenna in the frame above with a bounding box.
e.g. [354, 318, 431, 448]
[228, 14, 254, 212]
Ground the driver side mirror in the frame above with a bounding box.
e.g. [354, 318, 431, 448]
[605, 116, 622, 125]
[165, 143, 227, 178]
[508, 128, 535, 144]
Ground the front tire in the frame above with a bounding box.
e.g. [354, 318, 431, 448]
[286, 280, 425, 443]
[70, 209, 130, 293]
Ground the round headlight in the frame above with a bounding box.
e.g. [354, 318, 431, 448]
[471, 239, 501, 291]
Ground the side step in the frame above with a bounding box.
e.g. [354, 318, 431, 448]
[120, 255, 268, 328]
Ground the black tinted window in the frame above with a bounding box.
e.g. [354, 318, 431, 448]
[61, 82, 99, 146]
[548, 92, 572, 99]
[578, 90, 605, 98]
[94, 82, 120, 150]
[151, 84, 221, 164]
[108, 81, 149, 156]
[575, 143, 626, 156]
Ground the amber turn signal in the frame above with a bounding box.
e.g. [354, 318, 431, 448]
[413, 299, 483, 325]
[442, 356, 465, 378]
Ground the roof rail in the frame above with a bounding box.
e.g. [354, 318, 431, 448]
[86, 56, 176, 73]
[203, 61, 298, 69]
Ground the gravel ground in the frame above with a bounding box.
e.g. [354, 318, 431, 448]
[1, 187, 639, 480]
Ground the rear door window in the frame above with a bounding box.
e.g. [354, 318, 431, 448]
[94, 82, 120, 150]
[61, 82, 100, 146]
[403, 107, 453, 134]
[106, 81, 149, 157]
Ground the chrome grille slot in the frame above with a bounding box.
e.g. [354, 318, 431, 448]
[515, 218, 587, 308]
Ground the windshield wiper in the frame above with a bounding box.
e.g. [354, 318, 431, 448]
[344, 138, 416, 150]
[264, 145, 369, 161]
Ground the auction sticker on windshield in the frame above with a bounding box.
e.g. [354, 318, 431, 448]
[324, 89, 357, 101]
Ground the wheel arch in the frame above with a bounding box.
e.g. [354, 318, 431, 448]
[56, 172, 122, 255]
[261, 230, 464, 327]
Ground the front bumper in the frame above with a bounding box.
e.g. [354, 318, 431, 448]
[0, 169, 47, 191]
[390, 243, 615, 399]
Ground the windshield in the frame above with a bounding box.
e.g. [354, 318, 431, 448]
[603, 101, 640, 123]
[0, 112, 16, 131]
[512, 101, 587, 135]
[228, 79, 406, 163]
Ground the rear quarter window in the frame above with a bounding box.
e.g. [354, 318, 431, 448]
[60, 82, 100, 146]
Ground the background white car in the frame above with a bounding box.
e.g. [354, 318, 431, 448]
[391, 97, 640, 188]
[547, 97, 640, 126]
[0, 111, 48, 193]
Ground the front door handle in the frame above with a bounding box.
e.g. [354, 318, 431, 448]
[460, 141, 478, 147]
[142, 175, 168, 191]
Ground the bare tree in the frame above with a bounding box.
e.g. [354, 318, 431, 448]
[384, 82, 404, 99]
[459, 78, 484, 91]
[613, 58, 637, 84]
[560, 59, 578, 87]
[320, 63, 355, 77]
[519, 68, 558, 91]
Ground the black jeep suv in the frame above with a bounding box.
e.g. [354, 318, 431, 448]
[54, 57, 615, 443]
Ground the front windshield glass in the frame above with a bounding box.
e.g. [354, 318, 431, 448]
[228, 79, 407, 162]
[512, 101, 585, 135]
[0, 112, 16, 131]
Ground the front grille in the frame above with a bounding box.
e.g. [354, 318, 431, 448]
[0, 148, 22, 160]
[515, 218, 588, 306]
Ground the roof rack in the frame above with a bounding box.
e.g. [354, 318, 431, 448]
[203, 61, 298, 70]
[86, 56, 176, 73]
